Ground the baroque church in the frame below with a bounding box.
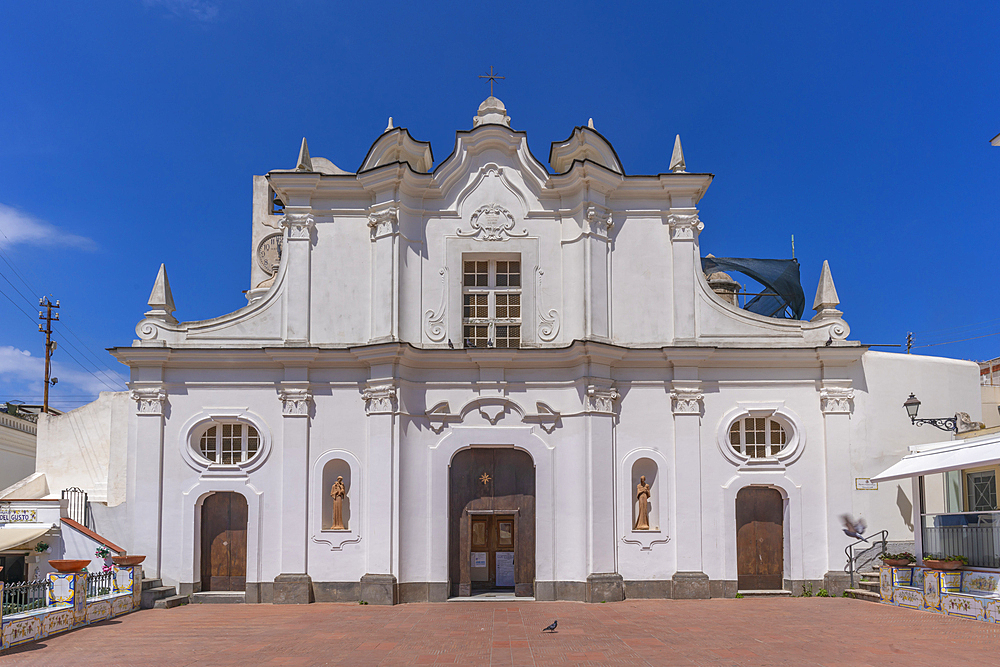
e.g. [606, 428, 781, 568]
[40, 95, 981, 604]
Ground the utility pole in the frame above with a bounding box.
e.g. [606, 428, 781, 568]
[38, 297, 59, 413]
[906, 331, 913, 354]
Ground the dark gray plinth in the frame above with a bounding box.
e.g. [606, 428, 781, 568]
[313, 582, 361, 602]
[361, 573, 398, 605]
[671, 571, 710, 599]
[586, 573, 625, 603]
[624, 579, 672, 599]
[397, 582, 449, 603]
[709, 580, 738, 598]
[273, 574, 313, 604]
[245, 582, 273, 603]
[823, 571, 852, 597]
[178, 581, 202, 596]
[534, 581, 587, 601]
[514, 583, 533, 598]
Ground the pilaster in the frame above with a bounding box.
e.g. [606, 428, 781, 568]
[584, 379, 623, 602]
[274, 376, 313, 604]
[129, 384, 166, 578]
[361, 376, 399, 604]
[667, 208, 704, 343]
[669, 359, 709, 596]
[818, 349, 855, 581]
[368, 204, 400, 343]
[582, 203, 613, 342]
[280, 211, 315, 343]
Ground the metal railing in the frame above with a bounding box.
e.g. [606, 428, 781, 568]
[2, 580, 52, 615]
[62, 487, 89, 528]
[844, 530, 888, 589]
[922, 511, 1000, 568]
[86, 571, 115, 598]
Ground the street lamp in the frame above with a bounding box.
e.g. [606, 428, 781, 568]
[902, 393, 957, 432]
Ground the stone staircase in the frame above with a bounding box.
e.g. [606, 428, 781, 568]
[141, 577, 190, 609]
[845, 569, 881, 603]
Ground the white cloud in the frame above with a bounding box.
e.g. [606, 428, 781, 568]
[0, 346, 127, 407]
[0, 204, 97, 251]
[143, 0, 220, 21]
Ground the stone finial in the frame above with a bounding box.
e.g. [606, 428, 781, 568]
[385, 117, 394, 132]
[811, 260, 843, 321]
[296, 137, 312, 171]
[473, 96, 511, 128]
[669, 135, 686, 173]
[588, 118, 595, 129]
[145, 263, 176, 323]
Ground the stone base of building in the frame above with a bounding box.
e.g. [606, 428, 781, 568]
[586, 573, 625, 603]
[624, 579, 673, 599]
[671, 571, 711, 599]
[360, 573, 398, 605]
[273, 574, 314, 604]
[398, 582, 449, 603]
[534, 581, 587, 601]
[822, 571, 852, 597]
[312, 582, 361, 602]
[246, 582, 273, 603]
[709, 579, 738, 598]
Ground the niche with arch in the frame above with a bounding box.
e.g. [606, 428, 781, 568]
[321, 459, 352, 531]
[631, 458, 659, 531]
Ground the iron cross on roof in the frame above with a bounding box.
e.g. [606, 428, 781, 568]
[479, 66, 505, 97]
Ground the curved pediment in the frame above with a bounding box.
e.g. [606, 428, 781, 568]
[549, 126, 624, 175]
[358, 128, 433, 174]
[432, 125, 550, 213]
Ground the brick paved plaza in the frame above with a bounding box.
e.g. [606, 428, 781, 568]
[3, 598, 999, 666]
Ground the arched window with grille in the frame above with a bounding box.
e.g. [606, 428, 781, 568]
[729, 417, 787, 458]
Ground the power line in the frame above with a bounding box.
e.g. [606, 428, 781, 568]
[912, 316, 1000, 337]
[913, 330, 1000, 349]
[0, 285, 37, 324]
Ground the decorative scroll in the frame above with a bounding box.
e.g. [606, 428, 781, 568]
[423, 267, 448, 342]
[820, 387, 854, 414]
[585, 205, 613, 237]
[535, 269, 560, 342]
[586, 385, 619, 413]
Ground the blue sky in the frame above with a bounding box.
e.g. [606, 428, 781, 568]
[1, 1, 998, 410]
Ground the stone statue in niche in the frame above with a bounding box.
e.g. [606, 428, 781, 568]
[330, 476, 346, 530]
[635, 475, 651, 530]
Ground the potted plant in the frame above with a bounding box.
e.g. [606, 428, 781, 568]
[923, 553, 968, 570]
[879, 551, 916, 567]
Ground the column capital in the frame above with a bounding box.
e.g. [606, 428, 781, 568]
[280, 212, 315, 239]
[584, 203, 613, 238]
[367, 206, 399, 238]
[585, 383, 619, 414]
[666, 209, 703, 241]
[820, 385, 854, 414]
[130, 386, 166, 415]
[670, 383, 704, 414]
[363, 381, 398, 415]
[279, 387, 313, 417]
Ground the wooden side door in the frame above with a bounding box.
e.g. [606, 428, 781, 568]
[736, 487, 783, 590]
[201, 492, 248, 592]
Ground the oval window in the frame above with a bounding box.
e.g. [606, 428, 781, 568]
[198, 423, 261, 464]
[729, 417, 787, 458]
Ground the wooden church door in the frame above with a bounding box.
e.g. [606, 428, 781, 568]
[201, 492, 248, 592]
[736, 487, 783, 590]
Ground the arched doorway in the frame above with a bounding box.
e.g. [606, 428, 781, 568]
[736, 486, 784, 590]
[201, 492, 248, 592]
[449, 447, 535, 597]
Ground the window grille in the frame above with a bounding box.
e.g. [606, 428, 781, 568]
[967, 470, 998, 512]
[199, 423, 261, 464]
[729, 417, 787, 458]
[462, 259, 521, 348]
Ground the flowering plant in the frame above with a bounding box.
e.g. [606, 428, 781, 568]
[95, 545, 111, 559]
[878, 551, 915, 561]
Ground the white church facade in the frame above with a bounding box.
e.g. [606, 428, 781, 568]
[14, 96, 981, 604]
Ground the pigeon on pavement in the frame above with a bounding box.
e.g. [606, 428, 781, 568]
[542, 620, 558, 633]
[841, 514, 868, 542]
